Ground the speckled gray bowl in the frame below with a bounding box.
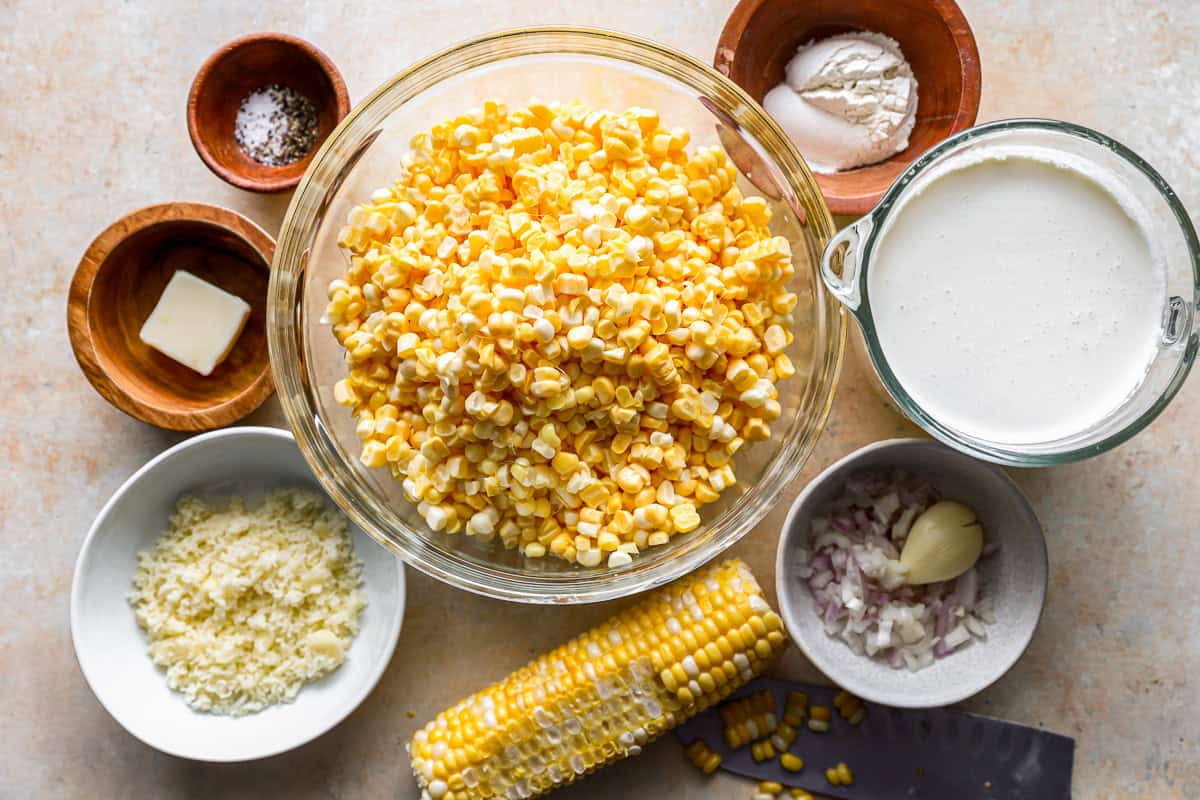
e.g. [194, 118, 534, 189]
[776, 438, 1048, 708]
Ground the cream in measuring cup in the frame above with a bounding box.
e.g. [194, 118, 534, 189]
[821, 121, 1198, 461]
[870, 149, 1163, 444]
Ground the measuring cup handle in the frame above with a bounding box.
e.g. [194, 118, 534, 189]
[820, 219, 870, 312]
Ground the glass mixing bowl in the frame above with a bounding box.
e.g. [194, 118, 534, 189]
[268, 28, 844, 603]
[822, 119, 1200, 466]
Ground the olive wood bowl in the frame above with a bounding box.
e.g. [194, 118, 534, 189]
[68, 202, 275, 431]
[715, 0, 982, 216]
[187, 32, 350, 193]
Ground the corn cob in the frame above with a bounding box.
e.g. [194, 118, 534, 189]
[409, 560, 787, 799]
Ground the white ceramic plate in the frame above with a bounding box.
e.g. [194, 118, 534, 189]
[71, 426, 405, 762]
[776, 438, 1047, 708]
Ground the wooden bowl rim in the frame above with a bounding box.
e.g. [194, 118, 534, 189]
[67, 202, 276, 431]
[715, 0, 982, 215]
[186, 32, 351, 194]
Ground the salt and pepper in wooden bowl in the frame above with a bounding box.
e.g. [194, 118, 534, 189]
[187, 32, 349, 193]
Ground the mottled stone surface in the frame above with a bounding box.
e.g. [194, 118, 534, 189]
[1, 1, 1197, 797]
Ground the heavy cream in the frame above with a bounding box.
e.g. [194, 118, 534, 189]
[868, 148, 1164, 445]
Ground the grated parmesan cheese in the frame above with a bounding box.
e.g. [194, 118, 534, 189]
[129, 489, 366, 715]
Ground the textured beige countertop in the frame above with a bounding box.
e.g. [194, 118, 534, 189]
[2, 1, 1198, 797]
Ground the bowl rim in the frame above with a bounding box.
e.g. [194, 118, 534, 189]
[69, 425, 406, 762]
[66, 201, 276, 431]
[714, 0, 983, 215]
[268, 26, 846, 604]
[774, 437, 1048, 708]
[186, 31, 351, 193]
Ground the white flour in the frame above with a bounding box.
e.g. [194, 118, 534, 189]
[764, 33, 918, 172]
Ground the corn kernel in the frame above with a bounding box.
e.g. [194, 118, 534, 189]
[670, 503, 701, 532]
[780, 752, 804, 772]
[334, 379, 359, 406]
[360, 441, 387, 468]
[325, 99, 802, 570]
[750, 739, 776, 762]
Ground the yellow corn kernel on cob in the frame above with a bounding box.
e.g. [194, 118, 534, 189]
[409, 560, 787, 799]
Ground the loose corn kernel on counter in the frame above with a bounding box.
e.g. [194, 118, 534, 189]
[326, 100, 801, 568]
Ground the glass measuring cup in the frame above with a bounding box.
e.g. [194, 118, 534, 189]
[821, 119, 1200, 466]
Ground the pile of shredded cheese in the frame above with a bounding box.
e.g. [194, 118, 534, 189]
[129, 489, 366, 715]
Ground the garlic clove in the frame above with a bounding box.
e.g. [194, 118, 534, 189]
[900, 500, 984, 585]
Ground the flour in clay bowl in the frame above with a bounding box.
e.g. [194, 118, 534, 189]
[763, 33, 919, 172]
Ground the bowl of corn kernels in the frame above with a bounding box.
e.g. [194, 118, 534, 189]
[268, 27, 845, 603]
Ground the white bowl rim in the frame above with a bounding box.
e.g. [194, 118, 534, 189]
[774, 437, 1048, 708]
[69, 425, 406, 762]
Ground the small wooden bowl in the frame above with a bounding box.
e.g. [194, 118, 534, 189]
[68, 203, 275, 431]
[187, 33, 350, 193]
[716, 0, 981, 216]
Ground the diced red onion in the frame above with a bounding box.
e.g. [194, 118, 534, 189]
[802, 469, 992, 670]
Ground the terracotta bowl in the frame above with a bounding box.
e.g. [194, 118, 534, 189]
[68, 203, 275, 431]
[187, 33, 350, 193]
[715, 0, 981, 215]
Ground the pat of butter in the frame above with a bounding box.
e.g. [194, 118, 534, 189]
[139, 271, 251, 376]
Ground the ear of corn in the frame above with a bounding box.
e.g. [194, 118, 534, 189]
[409, 559, 787, 799]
